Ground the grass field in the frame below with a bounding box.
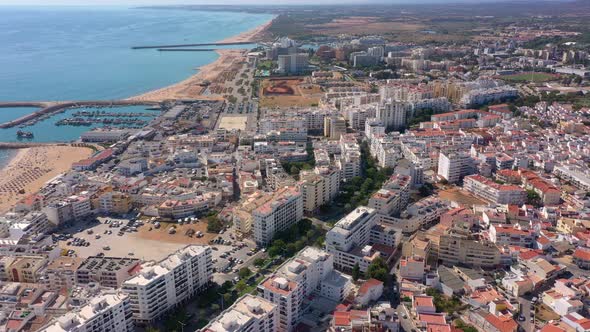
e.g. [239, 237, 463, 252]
[501, 72, 558, 83]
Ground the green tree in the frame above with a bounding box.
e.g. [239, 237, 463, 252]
[352, 263, 361, 282]
[238, 267, 252, 279]
[365, 256, 389, 283]
[254, 258, 265, 267]
[206, 215, 224, 233]
[236, 280, 248, 292]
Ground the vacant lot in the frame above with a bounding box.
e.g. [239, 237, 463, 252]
[133, 220, 216, 245]
[307, 16, 426, 36]
[439, 187, 487, 207]
[218, 115, 249, 131]
[260, 78, 322, 108]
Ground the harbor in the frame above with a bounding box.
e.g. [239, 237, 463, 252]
[0, 100, 159, 129]
[0, 104, 161, 143]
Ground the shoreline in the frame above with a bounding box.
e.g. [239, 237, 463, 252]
[128, 18, 273, 102]
[0, 145, 94, 213]
[0, 17, 275, 193]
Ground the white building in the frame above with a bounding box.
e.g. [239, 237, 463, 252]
[39, 291, 133, 332]
[258, 276, 303, 332]
[326, 207, 381, 272]
[377, 101, 411, 130]
[201, 294, 278, 332]
[122, 245, 212, 324]
[252, 187, 303, 246]
[464, 174, 526, 205]
[437, 152, 474, 184]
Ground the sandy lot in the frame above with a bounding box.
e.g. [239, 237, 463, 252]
[0, 145, 94, 213]
[260, 78, 322, 108]
[218, 115, 249, 131]
[439, 187, 487, 207]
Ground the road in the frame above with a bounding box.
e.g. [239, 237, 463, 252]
[517, 297, 533, 332]
[395, 303, 415, 332]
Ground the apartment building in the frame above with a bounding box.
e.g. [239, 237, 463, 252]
[337, 136, 361, 182]
[368, 175, 410, 216]
[201, 294, 278, 332]
[43, 195, 91, 225]
[439, 228, 501, 268]
[43, 257, 84, 291]
[76, 256, 141, 289]
[437, 152, 474, 184]
[489, 224, 534, 247]
[399, 256, 426, 281]
[122, 245, 212, 324]
[257, 276, 303, 332]
[252, 186, 303, 246]
[39, 291, 134, 332]
[325, 207, 399, 273]
[299, 167, 340, 214]
[5, 256, 47, 283]
[277, 53, 309, 74]
[324, 116, 347, 140]
[377, 100, 411, 130]
[464, 175, 526, 205]
[98, 191, 133, 215]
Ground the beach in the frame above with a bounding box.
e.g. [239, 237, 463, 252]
[129, 19, 273, 102]
[0, 16, 274, 212]
[0, 146, 94, 213]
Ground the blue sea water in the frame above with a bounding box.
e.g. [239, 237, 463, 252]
[0, 6, 273, 162]
[0, 6, 273, 102]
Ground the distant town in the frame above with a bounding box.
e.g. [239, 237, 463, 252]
[3, 1, 590, 332]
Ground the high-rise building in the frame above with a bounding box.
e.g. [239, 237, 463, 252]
[326, 207, 377, 272]
[299, 167, 340, 214]
[277, 54, 309, 74]
[252, 187, 303, 246]
[323, 116, 347, 140]
[122, 246, 212, 324]
[377, 101, 411, 130]
[437, 152, 474, 184]
[258, 276, 303, 332]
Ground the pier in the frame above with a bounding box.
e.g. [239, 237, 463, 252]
[157, 48, 217, 52]
[131, 41, 254, 50]
[0, 100, 159, 129]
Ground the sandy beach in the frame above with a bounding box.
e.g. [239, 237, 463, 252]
[0, 146, 93, 213]
[128, 18, 274, 102]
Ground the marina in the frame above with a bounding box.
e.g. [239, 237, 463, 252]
[0, 105, 161, 143]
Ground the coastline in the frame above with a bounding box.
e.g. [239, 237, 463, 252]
[0, 146, 94, 213]
[128, 18, 273, 102]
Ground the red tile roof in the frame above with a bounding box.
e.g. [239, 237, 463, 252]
[574, 248, 590, 261]
[358, 278, 383, 296]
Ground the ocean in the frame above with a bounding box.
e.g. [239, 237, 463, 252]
[0, 6, 273, 163]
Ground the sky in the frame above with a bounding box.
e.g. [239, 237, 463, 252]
[0, 0, 523, 5]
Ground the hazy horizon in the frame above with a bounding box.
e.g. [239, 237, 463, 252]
[0, 0, 569, 6]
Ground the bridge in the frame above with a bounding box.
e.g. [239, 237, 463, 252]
[0, 100, 160, 129]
